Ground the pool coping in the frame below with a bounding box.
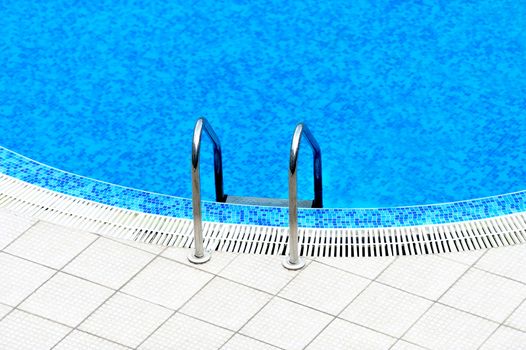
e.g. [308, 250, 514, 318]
[1, 146, 526, 229]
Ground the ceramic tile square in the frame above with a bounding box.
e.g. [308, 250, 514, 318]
[0, 210, 35, 250]
[20, 272, 113, 327]
[404, 304, 498, 350]
[219, 253, 299, 294]
[162, 247, 237, 274]
[139, 313, 232, 350]
[306, 319, 396, 350]
[390, 340, 427, 350]
[377, 255, 468, 300]
[63, 238, 154, 289]
[241, 297, 332, 350]
[181, 277, 271, 331]
[475, 245, 526, 283]
[222, 334, 280, 350]
[0, 310, 71, 350]
[316, 256, 395, 279]
[123, 257, 213, 310]
[341, 281, 432, 337]
[79, 292, 172, 348]
[0, 252, 54, 306]
[480, 326, 526, 350]
[505, 301, 526, 332]
[0, 303, 12, 319]
[5, 221, 96, 269]
[54, 330, 129, 350]
[440, 268, 526, 323]
[279, 261, 369, 315]
[439, 249, 487, 266]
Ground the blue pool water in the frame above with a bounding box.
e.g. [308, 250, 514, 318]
[1, 1, 525, 208]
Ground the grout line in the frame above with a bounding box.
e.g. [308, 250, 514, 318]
[471, 266, 526, 286]
[132, 278, 217, 349]
[313, 257, 396, 280]
[388, 249, 490, 349]
[7, 308, 134, 349]
[326, 318, 431, 350]
[66, 329, 136, 349]
[0, 219, 40, 253]
[5, 244, 519, 339]
[302, 257, 399, 349]
[0, 250, 124, 294]
[178, 311, 287, 350]
[134, 248, 242, 349]
[0, 233, 101, 325]
[217, 259, 315, 349]
[162, 248, 526, 322]
[49, 238, 164, 350]
[2, 247, 275, 315]
[476, 297, 526, 349]
[317, 255, 526, 335]
[1, 207, 526, 348]
[105, 235, 167, 256]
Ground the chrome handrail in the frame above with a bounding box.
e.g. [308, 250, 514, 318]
[283, 123, 323, 270]
[188, 117, 225, 264]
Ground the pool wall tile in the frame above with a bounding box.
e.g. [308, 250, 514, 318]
[1, 147, 525, 229]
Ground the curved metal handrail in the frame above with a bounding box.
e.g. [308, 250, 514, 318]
[283, 123, 323, 270]
[189, 117, 225, 263]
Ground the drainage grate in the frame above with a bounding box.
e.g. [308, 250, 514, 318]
[0, 174, 524, 258]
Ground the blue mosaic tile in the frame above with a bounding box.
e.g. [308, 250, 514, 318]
[1, 146, 525, 229]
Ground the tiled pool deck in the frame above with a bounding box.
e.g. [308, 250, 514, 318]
[2, 146, 526, 229]
[0, 208, 525, 349]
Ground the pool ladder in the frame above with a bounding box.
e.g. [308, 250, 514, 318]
[188, 117, 323, 269]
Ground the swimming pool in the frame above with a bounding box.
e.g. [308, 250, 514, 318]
[1, 0, 525, 209]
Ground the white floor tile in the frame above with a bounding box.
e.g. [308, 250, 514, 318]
[505, 301, 526, 332]
[480, 326, 526, 350]
[79, 292, 172, 348]
[219, 254, 299, 294]
[139, 313, 232, 350]
[54, 330, 129, 350]
[341, 282, 432, 337]
[0, 210, 36, 250]
[440, 269, 526, 322]
[122, 257, 213, 310]
[181, 277, 271, 331]
[0, 310, 70, 350]
[475, 245, 526, 283]
[377, 255, 468, 300]
[316, 256, 395, 279]
[20, 272, 113, 327]
[163, 247, 237, 275]
[404, 304, 498, 350]
[5, 221, 97, 269]
[306, 319, 396, 350]
[63, 238, 154, 289]
[241, 297, 332, 350]
[0, 253, 54, 306]
[3, 210, 526, 350]
[279, 261, 369, 315]
[222, 334, 280, 350]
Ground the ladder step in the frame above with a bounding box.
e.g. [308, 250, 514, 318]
[225, 195, 314, 208]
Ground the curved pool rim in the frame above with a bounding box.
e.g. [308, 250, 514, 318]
[1, 146, 525, 229]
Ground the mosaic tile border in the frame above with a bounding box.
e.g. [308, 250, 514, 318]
[0, 146, 525, 229]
